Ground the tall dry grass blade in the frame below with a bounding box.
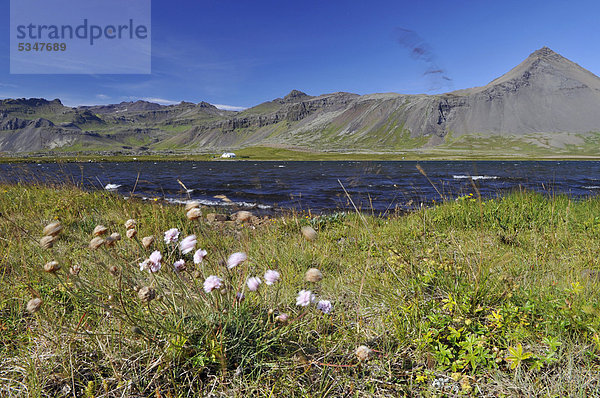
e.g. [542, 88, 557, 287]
[177, 179, 192, 200]
[131, 171, 141, 196]
[416, 164, 444, 200]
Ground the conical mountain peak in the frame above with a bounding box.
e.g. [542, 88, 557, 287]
[452, 47, 600, 95]
[529, 46, 557, 58]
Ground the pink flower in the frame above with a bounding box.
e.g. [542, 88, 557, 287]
[139, 259, 151, 272]
[149, 250, 162, 264]
[149, 261, 161, 273]
[203, 275, 223, 293]
[173, 259, 186, 272]
[179, 234, 197, 254]
[164, 228, 180, 244]
[296, 290, 315, 306]
[317, 300, 333, 314]
[264, 270, 281, 285]
[227, 252, 247, 269]
[146, 250, 162, 273]
[246, 276, 261, 292]
[193, 249, 207, 264]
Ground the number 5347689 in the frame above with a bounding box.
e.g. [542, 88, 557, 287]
[18, 43, 67, 51]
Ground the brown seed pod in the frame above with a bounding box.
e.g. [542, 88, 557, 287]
[275, 313, 289, 323]
[185, 201, 201, 211]
[39, 235, 56, 249]
[137, 286, 156, 303]
[355, 345, 372, 361]
[69, 264, 81, 276]
[233, 210, 253, 222]
[43, 261, 60, 273]
[141, 236, 154, 249]
[89, 237, 105, 250]
[301, 226, 318, 241]
[305, 268, 323, 283]
[93, 225, 108, 236]
[43, 221, 63, 237]
[106, 233, 121, 247]
[26, 298, 43, 314]
[126, 229, 137, 239]
[186, 208, 202, 220]
[124, 219, 136, 230]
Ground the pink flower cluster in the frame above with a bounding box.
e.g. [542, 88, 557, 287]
[193, 249, 207, 264]
[139, 250, 162, 273]
[179, 235, 196, 254]
[203, 275, 223, 293]
[227, 252, 247, 269]
[173, 259, 186, 272]
[164, 228, 180, 244]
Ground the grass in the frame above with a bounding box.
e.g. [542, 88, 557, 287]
[3, 143, 600, 163]
[2, 183, 600, 396]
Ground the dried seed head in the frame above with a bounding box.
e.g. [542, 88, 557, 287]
[126, 229, 137, 239]
[137, 286, 156, 303]
[355, 345, 372, 361]
[93, 225, 108, 236]
[141, 236, 154, 249]
[233, 210, 253, 222]
[106, 233, 121, 247]
[186, 208, 202, 220]
[185, 201, 201, 211]
[43, 221, 63, 237]
[43, 261, 60, 273]
[124, 219, 136, 229]
[26, 298, 43, 314]
[69, 264, 81, 276]
[305, 268, 323, 283]
[275, 313, 289, 323]
[89, 237, 105, 250]
[301, 226, 317, 241]
[39, 235, 56, 249]
[108, 265, 119, 276]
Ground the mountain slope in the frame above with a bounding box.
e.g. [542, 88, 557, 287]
[1, 47, 600, 155]
[440, 47, 600, 135]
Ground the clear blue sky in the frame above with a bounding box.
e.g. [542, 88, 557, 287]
[1, 0, 599, 109]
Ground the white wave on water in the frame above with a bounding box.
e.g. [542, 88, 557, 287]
[149, 197, 272, 209]
[583, 186, 600, 189]
[453, 175, 499, 181]
[278, 165, 286, 168]
[104, 184, 122, 190]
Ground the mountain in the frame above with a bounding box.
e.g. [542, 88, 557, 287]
[2, 47, 600, 156]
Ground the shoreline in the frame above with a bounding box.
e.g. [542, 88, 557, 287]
[2, 152, 600, 164]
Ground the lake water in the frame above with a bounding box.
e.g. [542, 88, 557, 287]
[1, 161, 600, 213]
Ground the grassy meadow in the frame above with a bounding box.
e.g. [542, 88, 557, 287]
[2, 183, 600, 396]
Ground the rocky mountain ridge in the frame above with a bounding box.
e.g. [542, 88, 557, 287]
[2, 47, 600, 154]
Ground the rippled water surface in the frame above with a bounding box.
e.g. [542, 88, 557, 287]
[2, 161, 600, 213]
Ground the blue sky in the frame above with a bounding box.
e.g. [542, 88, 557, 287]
[1, 0, 599, 109]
